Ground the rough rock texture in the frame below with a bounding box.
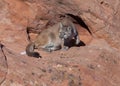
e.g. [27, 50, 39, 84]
[0, 0, 120, 86]
[75, 0, 120, 50]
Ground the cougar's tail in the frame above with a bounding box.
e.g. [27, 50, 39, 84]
[26, 43, 41, 58]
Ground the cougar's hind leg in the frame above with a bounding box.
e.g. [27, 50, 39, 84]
[45, 45, 61, 52]
[43, 44, 54, 52]
[50, 45, 61, 51]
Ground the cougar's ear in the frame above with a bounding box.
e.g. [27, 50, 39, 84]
[59, 22, 63, 29]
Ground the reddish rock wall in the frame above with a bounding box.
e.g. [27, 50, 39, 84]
[0, 0, 120, 86]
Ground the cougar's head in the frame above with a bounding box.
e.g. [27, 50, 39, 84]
[59, 22, 73, 40]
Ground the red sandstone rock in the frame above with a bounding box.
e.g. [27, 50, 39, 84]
[0, 0, 120, 86]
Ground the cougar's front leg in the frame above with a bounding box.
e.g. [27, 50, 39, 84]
[61, 40, 69, 50]
[75, 35, 80, 45]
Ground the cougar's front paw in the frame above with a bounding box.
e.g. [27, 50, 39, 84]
[61, 46, 69, 51]
[75, 39, 80, 45]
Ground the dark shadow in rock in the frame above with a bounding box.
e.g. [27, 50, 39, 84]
[65, 39, 86, 48]
[0, 43, 8, 85]
[0, 43, 4, 48]
[77, 40, 86, 47]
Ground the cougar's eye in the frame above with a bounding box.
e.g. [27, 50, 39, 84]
[67, 27, 71, 30]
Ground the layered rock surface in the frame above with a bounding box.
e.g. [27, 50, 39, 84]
[0, 0, 120, 86]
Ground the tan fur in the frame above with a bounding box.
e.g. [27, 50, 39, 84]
[26, 19, 80, 58]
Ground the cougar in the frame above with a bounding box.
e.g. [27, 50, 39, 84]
[26, 19, 80, 58]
